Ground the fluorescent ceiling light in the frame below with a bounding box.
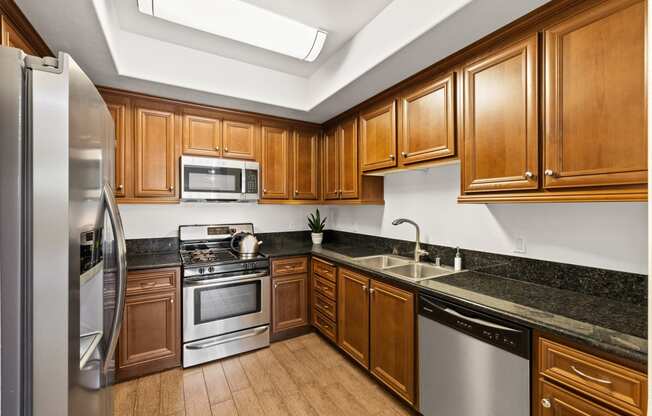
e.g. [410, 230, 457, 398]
[137, 0, 328, 62]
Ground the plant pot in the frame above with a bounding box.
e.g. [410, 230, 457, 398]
[311, 232, 323, 245]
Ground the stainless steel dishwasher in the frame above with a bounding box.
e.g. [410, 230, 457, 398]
[418, 294, 531, 416]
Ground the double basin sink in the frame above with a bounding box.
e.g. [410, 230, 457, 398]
[352, 254, 460, 282]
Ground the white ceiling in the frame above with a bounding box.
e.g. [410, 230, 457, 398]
[17, 0, 551, 123]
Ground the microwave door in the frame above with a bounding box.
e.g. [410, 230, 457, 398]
[182, 164, 243, 201]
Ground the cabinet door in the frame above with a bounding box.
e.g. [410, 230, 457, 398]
[322, 127, 340, 200]
[261, 125, 290, 199]
[118, 290, 179, 378]
[182, 112, 221, 157]
[223, 119, 257, 160]
[370, 280, 414, 403]
[538, 379, 620, 416]
[339, 117, 360, 199]
[105, 97, 129, 198]
[399, 73, 455, 165]
[463, 35, 539, 193]
[134, 102, 178, 197]
[360, 100, 397, 171]
[543, 0, 646, 189]
[337, 268, 370, 367]
[272, 274, 308, 334]
[292, 129, 319, 200]
[1, 15, 37, 55]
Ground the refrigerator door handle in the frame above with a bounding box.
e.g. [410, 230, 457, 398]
[102, 183, 127, 371]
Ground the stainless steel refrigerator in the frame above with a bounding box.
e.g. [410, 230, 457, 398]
[0, 47, 127, 416]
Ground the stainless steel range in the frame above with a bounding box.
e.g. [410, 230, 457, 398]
[180, 223, 270, 367]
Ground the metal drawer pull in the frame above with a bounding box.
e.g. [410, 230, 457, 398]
[440, 306, 520, 333]
[541, 398, 551, 408]
[186, 326, 267, 350]
[362, 285, 367, 292]
[570, 366, 612, 385]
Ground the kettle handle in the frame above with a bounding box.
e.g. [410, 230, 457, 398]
[230, 231, 247, 253]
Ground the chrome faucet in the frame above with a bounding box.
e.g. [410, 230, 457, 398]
[391, 218, 428, 262]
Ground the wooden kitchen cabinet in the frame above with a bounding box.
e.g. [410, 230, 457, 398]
[1, 15, 36, 55]
[538, 379, 620, 416]
[272, 274, 308, 335]
[133, 100, 179, 199]
[103, 93, 131, 198]
[398, 72, 456, 165]
[462, 34, 539, 193]
[182, 109, 221, 157]
[292, 127, 320, 200]
[261, 123, 290, 199]
[117, 267, 181, 381]
[337, 268, 370, 367]
[311, 257, 338, 342]
[322, 127, 340, 200]
[543, 0, 646, 190]
[222, 118, 257, 160]
[339, 117, 361, 199]
[369, 280, 415, 403]
[360, 99, 397, 172]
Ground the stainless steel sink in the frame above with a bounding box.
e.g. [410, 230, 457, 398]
[383, 263, 456, 281]
[353, 255, 411, 269]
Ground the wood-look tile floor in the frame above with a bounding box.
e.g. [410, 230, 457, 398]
[113, 333, 414, 416]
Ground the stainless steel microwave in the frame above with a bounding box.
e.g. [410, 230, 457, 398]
[181, 156, 259, 201]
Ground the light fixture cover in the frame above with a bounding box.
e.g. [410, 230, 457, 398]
[137, 0, 327, 62]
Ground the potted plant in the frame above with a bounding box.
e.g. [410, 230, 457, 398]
[307, 208, 326, 245]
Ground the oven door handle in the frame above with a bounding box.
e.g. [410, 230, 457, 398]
[185, 326, 268, 350]
[184, 271, 269, 286]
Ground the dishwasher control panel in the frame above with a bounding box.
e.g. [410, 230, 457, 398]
[418, 294, 530, 359]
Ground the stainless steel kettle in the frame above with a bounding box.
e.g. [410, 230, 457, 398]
[230, 231, 262, 256]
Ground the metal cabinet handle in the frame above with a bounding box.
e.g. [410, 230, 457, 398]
[389, 154, 395, 160]
[225, 148, 229, 152]
[362, 285, 367, 292]
[215, 146, 220, 151]
[570, 366, 612, 384]
[369, 288, 375, 294]
[544, 169, 555, 177]
[274, 283, 278, 289]
[169, 185, 174, 191]
[263, 189, 267, 193]
[170, 298, 174, 304]
[295, 189, 299, 194]
[524, 171, 534, 179]
[117, 184, 124, 190]
[401, 151, 407, 157]
[140, 281, 156, 288]
[541, 398, 551, 408]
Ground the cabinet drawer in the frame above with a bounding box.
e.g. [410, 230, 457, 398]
[313, 292, 336, 321]
[312, 258, 336, 282]
[539, 378, 620, 416]
[127, 267, 178, 295]
[272, 257, 308, 277]
[313, 308, 336, 342]
[312, 275, 336, 300]
[539, 338, 647, 416]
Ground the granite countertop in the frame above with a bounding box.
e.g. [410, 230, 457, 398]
[262, 241, 647, 364]
[126, 252, 182, 271]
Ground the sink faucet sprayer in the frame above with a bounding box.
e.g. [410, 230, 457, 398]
[391, 218, 428, 262]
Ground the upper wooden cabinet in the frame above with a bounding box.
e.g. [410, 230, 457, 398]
[182, 110, 221, 157]
[103, 94, 130, 198]
[222, 119, 257, 160]
[543, 0, 646, 190]
[322, 127, 340, 200]
[261, 124, 290, 199]
[339, 117, 360, 199]
[133, 100, 179, 199]
[462, 34, 539, 193]
[398, 73, 456, 166]
[292, 128, 319, 200]
[360, 100, 397, 171]
[1, 15, 36, 55]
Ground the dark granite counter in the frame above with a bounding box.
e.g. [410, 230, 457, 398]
[126, 252, 182, 271]
[262, 241, 647, 364]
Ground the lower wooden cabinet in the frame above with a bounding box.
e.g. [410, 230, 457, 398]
[272, 273, 308, 335]
[311, 257, 338, 342]
[334, 266, 416, 405]
[117, 267, 181, 381]
[539, 379, 620, 416]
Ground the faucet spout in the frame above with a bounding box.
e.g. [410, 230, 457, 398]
[391, 218, 428, 262]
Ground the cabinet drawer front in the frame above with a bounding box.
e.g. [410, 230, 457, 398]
[312, 258, 336, 282]
[272, 257, 308, 276]
[127, 268, 178, 295]
[539, 378, 620, 416]
[312, 275, 336, 300]
[312, 309, 336, 342]
[539, 338, 647, 415]
[314, 292, 336, 321]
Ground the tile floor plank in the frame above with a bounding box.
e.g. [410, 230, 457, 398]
[113, 379, 138, 416]
[232, 387, 265, 416]
[270, 342, 315, 386]
[238, 351, 276, 394]
[160, 369, 185, 415]
[134, 373, 161, 416]
[211, 399, 239, 416]
[221, 356, 251, 393]
[202, 361, 232, 405]
[299, 384, 340, 416]
[182, 370, 212, 416]
[255, 348, 300, 397]
[282, 393, 319, 416]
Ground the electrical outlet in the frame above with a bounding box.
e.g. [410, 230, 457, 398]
[513, 237, 526, 254]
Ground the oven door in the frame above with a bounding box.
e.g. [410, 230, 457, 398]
[181, 156, 246, 201]
[183, 271, 270, 342]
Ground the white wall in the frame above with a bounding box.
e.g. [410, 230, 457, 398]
[329, 164, 648, 275]
[119, 203, 326, 239]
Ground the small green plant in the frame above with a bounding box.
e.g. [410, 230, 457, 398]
[307, 208, 327, 233]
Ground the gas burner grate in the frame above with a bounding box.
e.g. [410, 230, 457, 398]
[181, 248, 238, 265]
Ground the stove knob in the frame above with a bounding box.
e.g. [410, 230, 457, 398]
[198, 267, 205, 275]
[208, 266, 215, 273]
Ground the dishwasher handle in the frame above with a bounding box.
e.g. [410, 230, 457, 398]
[419, 294, 531, 359]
